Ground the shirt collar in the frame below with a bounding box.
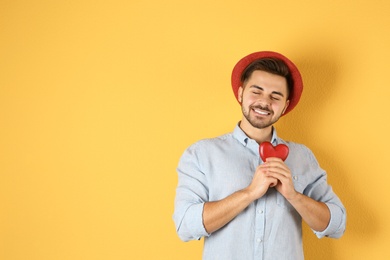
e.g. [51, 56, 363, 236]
[233, 122, 279, 147]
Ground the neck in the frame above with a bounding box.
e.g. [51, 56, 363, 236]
[239, 119, 273, 144]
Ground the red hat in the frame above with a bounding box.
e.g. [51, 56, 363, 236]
[231, 51, 303, 116]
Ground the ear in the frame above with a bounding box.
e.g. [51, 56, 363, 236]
[238, 86, 244, 103]
[282, 100, 290, 114]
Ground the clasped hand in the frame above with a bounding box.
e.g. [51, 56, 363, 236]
[247, 157, 298, 201]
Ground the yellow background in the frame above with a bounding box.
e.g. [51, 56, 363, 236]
[1, 0, 389, 259]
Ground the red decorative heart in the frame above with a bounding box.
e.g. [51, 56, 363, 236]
[259, 142, 289, 161]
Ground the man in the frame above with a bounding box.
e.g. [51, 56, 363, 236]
[173, 51, 346, 260]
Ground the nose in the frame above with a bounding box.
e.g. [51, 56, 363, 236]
[255, 95, 271, 107]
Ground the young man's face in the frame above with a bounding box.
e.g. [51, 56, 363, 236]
[238, 70, 290, 130]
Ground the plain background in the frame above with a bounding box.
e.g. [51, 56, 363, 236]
[1, 0, 389, 259]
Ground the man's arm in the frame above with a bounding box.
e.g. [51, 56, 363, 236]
[287, 193, 330, 231]
[203, 166, 277, 233]
[262, 158, 330, 232]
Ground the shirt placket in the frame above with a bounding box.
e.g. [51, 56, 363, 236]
[254, 195, 266, 259]
[253, 155, 266, 260]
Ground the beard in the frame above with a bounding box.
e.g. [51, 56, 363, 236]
[241, 104, 281, 129]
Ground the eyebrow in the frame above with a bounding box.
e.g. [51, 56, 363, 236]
[250, 85, 285, 98]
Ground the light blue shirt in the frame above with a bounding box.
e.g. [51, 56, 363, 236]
[173, 124, 346, 260]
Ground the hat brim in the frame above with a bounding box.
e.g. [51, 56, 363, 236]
[231, 51, 303, 116]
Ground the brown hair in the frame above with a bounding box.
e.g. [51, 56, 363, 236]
[240, 58, 293, 97]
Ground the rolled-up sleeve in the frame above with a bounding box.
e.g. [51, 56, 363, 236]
[302, 146, 347, 239]
[315, 202, 347, 238]
[173, 143, 210, 241]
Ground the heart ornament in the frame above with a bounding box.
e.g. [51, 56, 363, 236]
[259, 141, 289, 162]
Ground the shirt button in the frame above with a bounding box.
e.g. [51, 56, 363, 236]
[257, 238, 262, 243]
[293, 176, 298, 180]
[257, 210, 263, 214]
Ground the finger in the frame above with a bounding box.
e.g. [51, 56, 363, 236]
[265, 176, 278, 187]
[265, 169, 292, 185]
[263, 161, 290, 175]
[265, 157, 284, 163]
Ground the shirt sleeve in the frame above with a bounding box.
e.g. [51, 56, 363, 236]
[173, 142, 210, 241]
[302, 146, 347, 239]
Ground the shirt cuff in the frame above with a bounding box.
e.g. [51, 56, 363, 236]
[314, 203, 345, 238]
[184, 203, 210, 240]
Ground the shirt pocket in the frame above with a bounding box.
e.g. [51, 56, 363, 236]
[276, 192, 295, 211]
[276, 174, 306, 211]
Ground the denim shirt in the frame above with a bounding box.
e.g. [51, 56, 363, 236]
[173, 124, 346, 260]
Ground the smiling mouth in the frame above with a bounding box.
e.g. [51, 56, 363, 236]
[253, 108, 271, 116]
